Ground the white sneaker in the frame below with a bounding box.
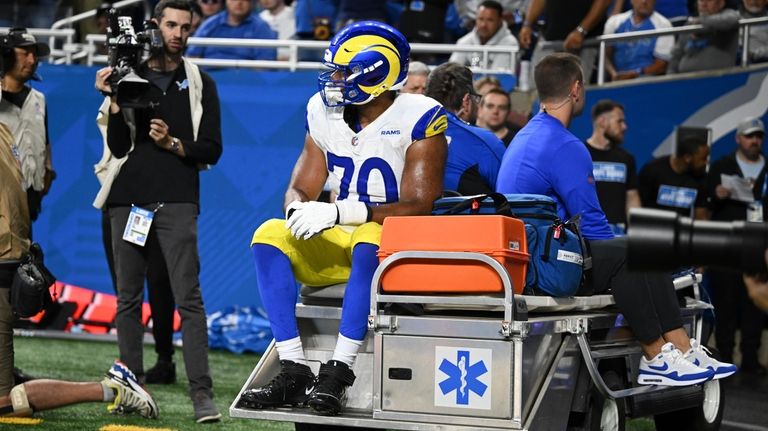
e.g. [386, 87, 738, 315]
[102, 360, 159, 419]
[638, 342, 714, 386]
[684, 338, 737, 379]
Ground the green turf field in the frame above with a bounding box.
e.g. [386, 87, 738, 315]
[7, 336, 654, 430]
[9, 335, 290, 431]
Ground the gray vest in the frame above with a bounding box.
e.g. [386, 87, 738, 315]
[0, 88, 47, 191]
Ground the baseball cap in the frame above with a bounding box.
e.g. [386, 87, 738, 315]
[736, 117, 765, 136]
[3, 28, 51, 58]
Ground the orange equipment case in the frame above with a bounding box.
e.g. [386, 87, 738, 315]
[377, 215, 529, 294]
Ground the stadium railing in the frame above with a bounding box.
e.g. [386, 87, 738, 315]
[2, 14, 767, 86]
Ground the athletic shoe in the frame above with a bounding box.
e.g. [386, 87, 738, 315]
[102, 360, 160, 418]
[237, 360, 316, 409]
[192, 390, 222, 423]
[307, 360, 356, 416]
[684, 338, 738, 379]
[638, 342, 714, 386]
[145, 360, 176, 384]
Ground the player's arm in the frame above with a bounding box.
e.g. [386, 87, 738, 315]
[284, 133, 328, 211]
[369, 134, 448, 223]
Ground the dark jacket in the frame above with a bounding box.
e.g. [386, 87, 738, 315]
[106, 62, 222, 207]
[706, 151, 768, 221]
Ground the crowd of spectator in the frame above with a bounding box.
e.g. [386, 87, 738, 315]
[2, 0, 766, 77]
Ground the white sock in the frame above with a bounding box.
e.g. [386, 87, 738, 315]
[331, 334, 364, 367]
[101, 381, 115, 402]
[275, 337, 307, 365]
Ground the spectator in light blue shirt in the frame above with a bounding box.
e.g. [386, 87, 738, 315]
[187, 0, 277, 60]
[604, 0, 675, 81]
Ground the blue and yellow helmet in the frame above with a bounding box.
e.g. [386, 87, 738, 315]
[318, 21, 410, 107]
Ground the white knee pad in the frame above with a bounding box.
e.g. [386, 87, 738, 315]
[8, 384, 33, 416]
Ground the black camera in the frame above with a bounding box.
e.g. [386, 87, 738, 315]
[627, 208, 768, 273]
[105, 9, 162, 108]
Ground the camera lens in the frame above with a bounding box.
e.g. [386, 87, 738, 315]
[627, 208, 768, 273]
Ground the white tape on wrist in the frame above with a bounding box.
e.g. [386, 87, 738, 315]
[335, 200, 369, 226]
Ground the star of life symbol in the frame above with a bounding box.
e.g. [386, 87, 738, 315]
[434, 346, 491, 409]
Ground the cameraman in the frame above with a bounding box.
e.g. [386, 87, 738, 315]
[94, 0, 223, 423]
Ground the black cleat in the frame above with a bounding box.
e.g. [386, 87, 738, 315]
[308, 360, 356, 416]
[145, 361, 176, 384]
[237, 360, 315, 409]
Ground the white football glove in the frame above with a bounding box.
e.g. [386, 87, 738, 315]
[285, 200, 304, 220]
[285, 200, 370, 240]
[286, 201, 338, 240]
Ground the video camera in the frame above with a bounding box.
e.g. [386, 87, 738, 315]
[105, 8, 162, 108]
[626, 208, 768, 273]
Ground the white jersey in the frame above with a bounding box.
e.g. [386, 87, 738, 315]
[306, 92, 447, 204]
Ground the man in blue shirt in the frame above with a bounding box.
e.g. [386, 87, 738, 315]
[604, 0, 674, 80]
[496, 52, 735, 386]
[425, 62, 506, 195]
[187, 0, 277, 60]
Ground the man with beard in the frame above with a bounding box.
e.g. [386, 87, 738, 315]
[496, 53, 735, 386]
[706, 117, 767, 375]
[585, 99, 640, 233]
[425, 62, 506, 195]
[94, 0, 222, 422]
[638, 133, 710, 219]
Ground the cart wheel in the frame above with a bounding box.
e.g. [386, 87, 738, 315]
[653, 379, 724, 431]
[587, 370, 626, 431]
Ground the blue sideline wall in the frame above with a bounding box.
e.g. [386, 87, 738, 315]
[28, 64, 768, 315]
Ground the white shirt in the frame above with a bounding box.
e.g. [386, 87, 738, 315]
[306, 92, 446, 204]
[449, 25, 519, 70]
[259, 5, 296, 60]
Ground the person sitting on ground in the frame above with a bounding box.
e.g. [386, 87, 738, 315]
[0, 361, 158, 419]
[496, 52, 736, 386]
[237, 21, 447, 416]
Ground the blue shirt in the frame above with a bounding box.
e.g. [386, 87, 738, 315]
[444, 112, 506, 195]
[604, 11, 674, 73]
[496, 112, 614, 240]
[295, 0, 340, 34]
[187, 11, 277, 60]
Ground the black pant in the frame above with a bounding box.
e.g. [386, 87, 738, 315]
[109, 204, 212, 396]
[582, 237, 683, 343]
[709, 268, 764, 366]
[102, 210, 176, 363]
